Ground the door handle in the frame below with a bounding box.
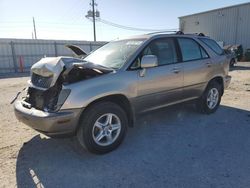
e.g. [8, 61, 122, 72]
[172, 67, 180, 74]
[206, 62, 212, 67]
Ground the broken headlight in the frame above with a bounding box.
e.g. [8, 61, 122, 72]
[54, 89, 71, 111]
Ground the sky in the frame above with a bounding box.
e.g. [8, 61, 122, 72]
[0, 0, 249, 41]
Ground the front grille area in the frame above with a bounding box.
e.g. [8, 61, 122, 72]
[31, 73, 53, 88]
[25, 84, 61, 111]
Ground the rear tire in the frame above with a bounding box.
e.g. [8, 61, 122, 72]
[77, 102, 128, 154]
[196, 81, 222, 114]
[230, 59, 235, 67]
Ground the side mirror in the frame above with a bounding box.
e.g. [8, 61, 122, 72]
[141, 55, 158, 68]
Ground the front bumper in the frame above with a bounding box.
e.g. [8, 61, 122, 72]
[14, 100, 82, 137]
[224, 75, 232, 89]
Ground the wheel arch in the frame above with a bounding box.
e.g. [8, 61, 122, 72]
[207, 76, 224, 95]
[78, 94, 135, 131]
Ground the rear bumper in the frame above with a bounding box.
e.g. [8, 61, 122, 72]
[14, 100, 82, 137]
[224, 75, 231, 89]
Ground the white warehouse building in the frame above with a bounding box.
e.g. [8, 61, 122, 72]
[179, 2, 250, 51]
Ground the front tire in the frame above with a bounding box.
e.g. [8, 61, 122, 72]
[77, 102, 128, 154]
[196, 81, 222, 114]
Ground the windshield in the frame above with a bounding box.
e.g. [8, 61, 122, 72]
[84, 39, 145, 69]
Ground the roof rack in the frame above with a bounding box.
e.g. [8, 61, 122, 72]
[176, 32, 206, 36]
[198, 33, 205, 36]
[147, 31, 207, 37]
[146, 30, 177, 35]
[176, 31, 184, 35]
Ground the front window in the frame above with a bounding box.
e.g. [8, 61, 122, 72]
[84, 39, 146, 69]
[130, 38, 178, 69]
[142, 38, 178, 65]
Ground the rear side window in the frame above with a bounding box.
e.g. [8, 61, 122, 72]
[178, 38, 209, 61]
[199, 38, 224, 55]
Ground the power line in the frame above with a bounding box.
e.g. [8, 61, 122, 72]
[87, 18, 177, 32]
[55, 0, 88, 24]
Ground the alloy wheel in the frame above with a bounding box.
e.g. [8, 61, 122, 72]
[207, 88, 219, 109]
[92, 113, 121, 146]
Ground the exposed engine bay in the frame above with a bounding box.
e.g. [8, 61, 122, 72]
[23, 56, 113, 112]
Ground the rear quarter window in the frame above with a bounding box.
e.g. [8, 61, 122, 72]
[199, 38, 224, 55]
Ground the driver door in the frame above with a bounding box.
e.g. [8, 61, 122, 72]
[133, 37, 184, 113]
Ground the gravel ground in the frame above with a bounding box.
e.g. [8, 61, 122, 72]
[0, 62, 250, 188]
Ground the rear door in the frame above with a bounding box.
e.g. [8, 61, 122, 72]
[177, 37, 213, 99]
[133, 37, 184, 112]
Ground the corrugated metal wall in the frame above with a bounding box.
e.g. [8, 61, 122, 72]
[0, 38, 106, 74]
[179, 3, 250, 51]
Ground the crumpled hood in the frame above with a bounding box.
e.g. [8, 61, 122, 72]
[30, 56, 113, 88]
[24, 54, 114, 112]
[31, 57, 65, 76]
[31, 56, 86, 88]
[31, 57, 65, 87]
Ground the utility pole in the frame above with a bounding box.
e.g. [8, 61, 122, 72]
[33, 17, 37, 39]
[86, 0, 100, 41]
[92, 0, 96, 41]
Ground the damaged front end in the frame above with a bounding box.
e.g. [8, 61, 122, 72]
[23, 56, 113, 112]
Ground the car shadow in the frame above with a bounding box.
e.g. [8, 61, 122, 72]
[16, 103, 250, 188]
[230, 65, 250, 71]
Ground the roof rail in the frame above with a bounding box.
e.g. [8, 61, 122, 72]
[186, 33, 206, 36]
[176, 31, 184, 35]
[146, 31, 207, 37]
[198, 33, 205, 36]
[146, 30, 177, 35]
[178, 32, 206, 37]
